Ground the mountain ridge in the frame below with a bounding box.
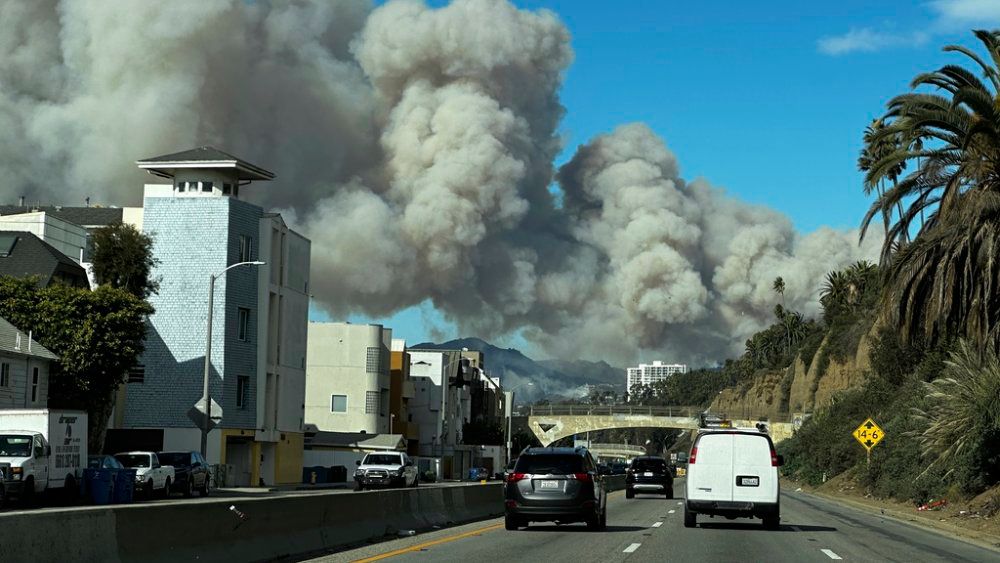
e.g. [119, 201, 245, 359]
[410, 337, 623, 403]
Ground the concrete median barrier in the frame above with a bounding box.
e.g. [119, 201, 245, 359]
[0, 483, 505, 563]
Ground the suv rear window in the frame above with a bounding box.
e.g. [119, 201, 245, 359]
[631, 458, 667, 472]
[515, 454, 584, 475]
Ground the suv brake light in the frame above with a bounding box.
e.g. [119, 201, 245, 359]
[573, 473, 592, 483]
[507, 472, 527, 483]
[689, 446, 698, 464]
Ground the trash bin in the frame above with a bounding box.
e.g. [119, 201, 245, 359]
[84, 468, 114, 505]
[113, 469, 136, 503]
[329, 466, 347, 483]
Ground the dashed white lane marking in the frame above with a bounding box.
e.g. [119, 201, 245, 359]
[623, 543, 641, 553]
[676, 502, 683, 505]
[668, 510, 676, 514]
[791, 525, 802, 532]
[821, 549, 842, 560]
[651, 521, 663, 528]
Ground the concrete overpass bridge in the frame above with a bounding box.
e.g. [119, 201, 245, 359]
[526, 405, 796, 447]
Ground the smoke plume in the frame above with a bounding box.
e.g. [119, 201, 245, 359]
[0, 0, 880, 365]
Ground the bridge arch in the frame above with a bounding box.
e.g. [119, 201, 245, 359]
[526, 405, 702, 447]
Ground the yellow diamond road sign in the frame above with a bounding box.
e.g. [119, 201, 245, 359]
[852, 418, 885, 451]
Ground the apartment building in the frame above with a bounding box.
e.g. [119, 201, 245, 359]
[110, 147, 310, 487]
[626, 361, 688, 395]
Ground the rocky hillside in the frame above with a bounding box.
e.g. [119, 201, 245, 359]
[711, 329, 873, 420]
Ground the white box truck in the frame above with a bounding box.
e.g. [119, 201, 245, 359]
[0, 409, 88, 505]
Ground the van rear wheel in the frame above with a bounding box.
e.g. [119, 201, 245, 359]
[683, 504, 696, 528]
[762, 514, 780, 530]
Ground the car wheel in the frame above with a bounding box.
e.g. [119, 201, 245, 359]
[586, 513, 602, 531]
[185, 477, 195, 498]
[625, 487, 634, 499]
[355, 481, 365, 492]
[665, 486, 673, 499]
[0, 484, 6, 509]
[683, 504, 696, 528]
[762, 514, 780, 530]
[504, 513, 521, 531]
[599, 505, 608, 530]
[162, 478, 172, 499]
[145, 480, 154, 498]
[200, 476, 211, 497]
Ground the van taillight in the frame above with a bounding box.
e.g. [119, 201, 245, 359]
[770, 448, 779, 467]
[689, 446, 697, 464]
[507, 472, 527, 483]
[574, 473, 592, 483]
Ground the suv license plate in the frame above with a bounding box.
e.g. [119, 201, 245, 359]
[643, 472, 654, 477]
[738, 476, 759, 487]
[539, 480, 559, 490]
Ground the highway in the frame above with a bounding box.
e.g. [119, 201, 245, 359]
[311, 480, 999, 563]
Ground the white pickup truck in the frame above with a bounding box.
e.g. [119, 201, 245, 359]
[115, 452, 175, 498]
[0, 409, 87, 506]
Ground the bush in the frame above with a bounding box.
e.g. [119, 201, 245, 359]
[421, 471, 437, 483]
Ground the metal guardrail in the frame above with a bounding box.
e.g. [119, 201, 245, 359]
[526, 405, 702, 417]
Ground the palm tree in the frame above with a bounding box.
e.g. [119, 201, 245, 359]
[912, 339, 1000, 480]
[772, 276, 786, 306]
[860, 30, 1000, 351]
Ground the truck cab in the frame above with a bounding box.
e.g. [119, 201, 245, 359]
[0, 431, 51, 502]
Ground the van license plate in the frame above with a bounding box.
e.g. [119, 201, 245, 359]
[539, 480, 559, 489]
[737, 476, 759, 487]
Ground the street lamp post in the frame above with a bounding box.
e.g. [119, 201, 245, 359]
[504, 382, 534, 466]
[201, 260, 266, 459]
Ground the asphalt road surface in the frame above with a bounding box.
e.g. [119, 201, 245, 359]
[313, 479, 1000, 563]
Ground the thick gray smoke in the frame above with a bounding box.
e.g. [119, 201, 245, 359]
[0, 0, 880, 365]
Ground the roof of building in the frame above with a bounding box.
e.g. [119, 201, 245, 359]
[0, 315, 58, 360]
[136, 146, 275, 181]
[0, 231, 88, 287]
[304, 430, 405, 451]
[0, 206, 124, 227]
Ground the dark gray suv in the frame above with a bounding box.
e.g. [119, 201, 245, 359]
[504, 447, 607, 531]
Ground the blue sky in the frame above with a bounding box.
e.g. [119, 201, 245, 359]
[311, 0, 1000, 350]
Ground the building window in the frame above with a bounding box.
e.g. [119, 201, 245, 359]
[0, 362, 8, 387]
[238, 308, 250, 341]
[237, 376, 250, 409]
[30, 367, 39, 403]
[365, 390, 379, 414]
[222, 183, 232, 195]
[177, 182, 186, 193]
[127, 365, 145, 383]
[331, 394, 348, 413]
[366, 347, 381, 374]
[239, 235, 253, 263]
[202, 181, 213, 193]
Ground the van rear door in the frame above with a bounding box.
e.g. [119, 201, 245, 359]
[731, 433, 777, 505]
[687, 433, 733, 502]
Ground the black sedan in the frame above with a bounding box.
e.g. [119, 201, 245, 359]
[157, 451, 210, 497]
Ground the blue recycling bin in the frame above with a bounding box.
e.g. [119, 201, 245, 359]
[84, 468, 114, 505]
[468, 467, 480, 480]
[113, 469, 136, 503]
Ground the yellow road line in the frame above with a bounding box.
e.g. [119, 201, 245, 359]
[352, 523, 505, 562]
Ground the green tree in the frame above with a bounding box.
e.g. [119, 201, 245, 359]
[0, 277, 153, 451]
[91, 222, 160, 299]
[860, 30, 1000, 351]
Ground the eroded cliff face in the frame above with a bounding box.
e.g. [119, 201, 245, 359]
[710, 331, 873, 419]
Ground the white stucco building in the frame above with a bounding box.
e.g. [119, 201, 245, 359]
[305, 322, 392, 434]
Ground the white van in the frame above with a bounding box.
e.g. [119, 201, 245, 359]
[683, 429, 783, 529]
[0, 409, 88, 505]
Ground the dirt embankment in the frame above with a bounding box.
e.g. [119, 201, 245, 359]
[786, 472, 1000, 550]
[711, 330, 873, 420]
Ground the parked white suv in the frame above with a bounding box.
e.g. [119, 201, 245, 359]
[354, 452, 419, 491]
[684, 429, 783, 529]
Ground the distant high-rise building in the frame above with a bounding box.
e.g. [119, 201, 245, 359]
[626, 361, 688, 396]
